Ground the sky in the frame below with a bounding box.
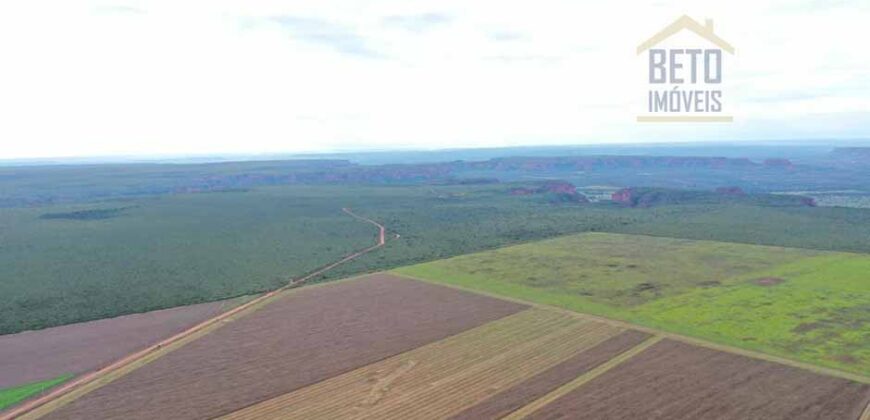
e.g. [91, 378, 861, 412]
[1, 0, 869, 159]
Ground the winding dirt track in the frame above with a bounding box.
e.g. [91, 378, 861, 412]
[2, 208, 387, 420]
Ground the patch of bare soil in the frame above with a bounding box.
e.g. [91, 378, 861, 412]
[527, 339, 870, 420]
[792, 322, 824, 333]
[44, 274, 526, 420]
[831, 355, 859, 365]
[754, 277, 785, 286]
[449, 330, 650, 420]
[0, 299, 240, 388]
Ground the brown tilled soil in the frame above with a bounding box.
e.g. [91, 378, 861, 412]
[527, 339, 870, 420]
[45, 274, 526, 420]
[449, 330, 651, 420]
[0, 299, 243, 388]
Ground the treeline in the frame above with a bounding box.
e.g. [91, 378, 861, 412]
[610, 187, 816, 208]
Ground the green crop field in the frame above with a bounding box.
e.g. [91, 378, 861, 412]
[0, 374, 72, 410]
[394, 232, 870, 376]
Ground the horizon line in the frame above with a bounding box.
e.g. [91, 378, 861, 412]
[1, 139, 868, 166]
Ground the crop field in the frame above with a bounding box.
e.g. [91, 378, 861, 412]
[0, 298, 247, 390]
[39, 274, 525, 420]
[447, 330, 651, 420]
[13, 273, 870, 420]
[221, 310, 645, 420]
[524, 339, 870, 420]
[0, 374, 73, 411]
[394, 232, 870, 375]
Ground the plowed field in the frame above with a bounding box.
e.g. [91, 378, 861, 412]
[0, 297, 246, 389]
[222, 308, 647, 420]
[526, 339, 870, 420]
[41, 274, 525, 420]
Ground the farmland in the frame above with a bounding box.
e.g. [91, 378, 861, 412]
[395, 232, 870, 375]
[524, 339, 870, 420]
[447, 330, 651, 420]
[0, 297, 249, 389]
[8, 274, 869, 419]
[5, 154, 870, 418]
[0, 375, 73, 411]
[222, 309, 639, 420]
[39, 274, 525, 420]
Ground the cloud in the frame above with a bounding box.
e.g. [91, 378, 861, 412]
[490, 31, 523, 42]
[268, 16, 384, 58]
[0, 0, 869, 159]
[382, 13, 451, 32]
[92, 4, 145, 15]
[484, 54, 562, 64]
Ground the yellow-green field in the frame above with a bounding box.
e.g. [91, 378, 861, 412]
[394, 232, 870, 375]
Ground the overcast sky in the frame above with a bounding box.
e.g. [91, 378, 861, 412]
[1, 0, 869, 159]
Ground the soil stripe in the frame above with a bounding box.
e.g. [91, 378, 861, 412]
[448, 329, 652, 420]
[502, 335, 663, 420]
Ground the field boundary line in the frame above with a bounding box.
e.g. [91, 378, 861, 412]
[502, 335, 663, 420]
[394, 273, 870, 385]
[859, 399, 870, 420]
[2, 208, 387, 420]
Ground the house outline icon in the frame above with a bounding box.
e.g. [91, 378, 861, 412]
[636, 15, 735, 55]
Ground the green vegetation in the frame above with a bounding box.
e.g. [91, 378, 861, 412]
[0, 374, 73, 410]
[6, 182, 870, 336]
[3, 182, 658, 334]
[611, 187, 815, 208]
[634, 254, 870, 375]
[0, 187, 377, 334]
[396, 233, 820, 307]
[604, 204, 870, 254]
[394, 233, 870, 375]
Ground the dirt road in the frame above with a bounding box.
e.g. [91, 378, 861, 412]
[2, 208, 387, 420]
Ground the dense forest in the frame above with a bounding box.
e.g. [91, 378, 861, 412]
[4, 181, 870, 335]
[2, 144, 870, 334]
